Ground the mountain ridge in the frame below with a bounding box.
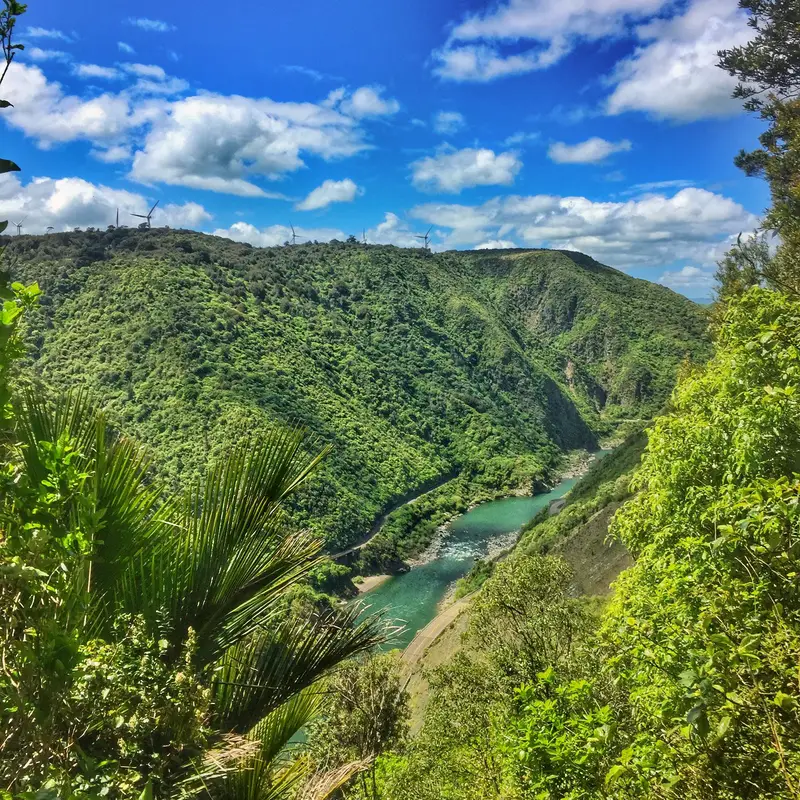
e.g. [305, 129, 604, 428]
[9, 228, 709, 549]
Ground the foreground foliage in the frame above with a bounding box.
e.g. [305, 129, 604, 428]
[0, 284, 384, 797]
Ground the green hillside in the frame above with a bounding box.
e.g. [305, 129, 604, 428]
[9, 229, 708, 549]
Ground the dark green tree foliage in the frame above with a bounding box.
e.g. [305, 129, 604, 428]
[8, 232, 709, 551]
[718, 0, 800, 293]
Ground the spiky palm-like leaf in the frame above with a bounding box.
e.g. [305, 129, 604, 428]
[118, 430, 331, 661]
[214, 605, 386, 733]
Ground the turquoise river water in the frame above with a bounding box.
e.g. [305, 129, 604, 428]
[358, 462, 604, 649]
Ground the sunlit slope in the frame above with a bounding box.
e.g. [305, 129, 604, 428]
[10, 230, 708, 547]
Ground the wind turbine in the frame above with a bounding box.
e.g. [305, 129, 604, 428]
[415, 225, 432, 250]
[131, 200, 159, 229]
[362, 228, 368, 245]
[13, 216, 26, 236]
[289, 224, 304, 245]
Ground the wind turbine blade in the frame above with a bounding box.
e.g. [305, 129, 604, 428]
[149, 199, 160, 215]
[426, 226, 432, 236]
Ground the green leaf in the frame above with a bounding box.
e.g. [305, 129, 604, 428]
[605, 764, 627, 785]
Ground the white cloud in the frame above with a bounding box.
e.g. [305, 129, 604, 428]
[657, 265, 715, 297]
[25, 27, 73, 41]
[606, 0, 752, 121]
[73, 63, 123, 80]
[411, 147, 522, 193]
[212, 221, 346, 247]
[327, 85, 400, 118]
[2, 63, 142, 147]
[281, 65, 339, 82]
[410, 187, 757, 266]
[2, 62, 380, 197]
[118, 41, 135, 54]
[122, 63, 167, 80]
[504, 131, 539, 146]
[548, 137, 631, 164]
[432, 42, 568, 82]
[130, 93, 366, 196]
[450, 0, 665, 41]
[434, 0, 667, 81]
[476, 239, 517, 249]
[625, 179, 695, 194]
[296, 178, 362, 211]
[91, 144, 131, 163]
[27, 47, 70, 62]
[365, 212, 423, 247]
[0, 173, 210, 232]
[433, 110, 466, 135]
[126, 18, 175, 33]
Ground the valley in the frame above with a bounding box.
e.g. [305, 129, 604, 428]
[9, 230, 709, 561]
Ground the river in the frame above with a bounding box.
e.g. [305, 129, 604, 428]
[358, 462, 604, 649]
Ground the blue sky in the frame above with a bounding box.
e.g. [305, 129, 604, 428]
[0, 0, 770, 299]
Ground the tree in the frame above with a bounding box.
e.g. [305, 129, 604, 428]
[718, 0, 800, 293]
[715, 231, 774, 300]
[307, 652, 409, 799]
[467, 555, 592, 681]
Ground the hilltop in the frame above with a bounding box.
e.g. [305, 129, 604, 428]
[9, 228, 708, 549]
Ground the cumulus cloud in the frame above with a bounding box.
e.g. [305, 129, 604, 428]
[129, 94, 365, 196]
[433, 0, 667, 81]
[2, 63, 143, 147]
[411, 147, 522, 194]
[126, 18, 175, 33]
[657, 265, 715, 297]
[212, 221, 346, 247]
[326, 85, 400, 118]
[1, 62, 392, 197]
[605, 0, 752, 121]
[296, 178, 362, 211]
[0, 173, 210, 233]
[73, 64, 123, 80]
[548, 137, 631, 164]
[410, 187, 757, 266]
[433, 110, 466, 135]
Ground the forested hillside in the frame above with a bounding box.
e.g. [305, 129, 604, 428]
[8, 231, 707, 549]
